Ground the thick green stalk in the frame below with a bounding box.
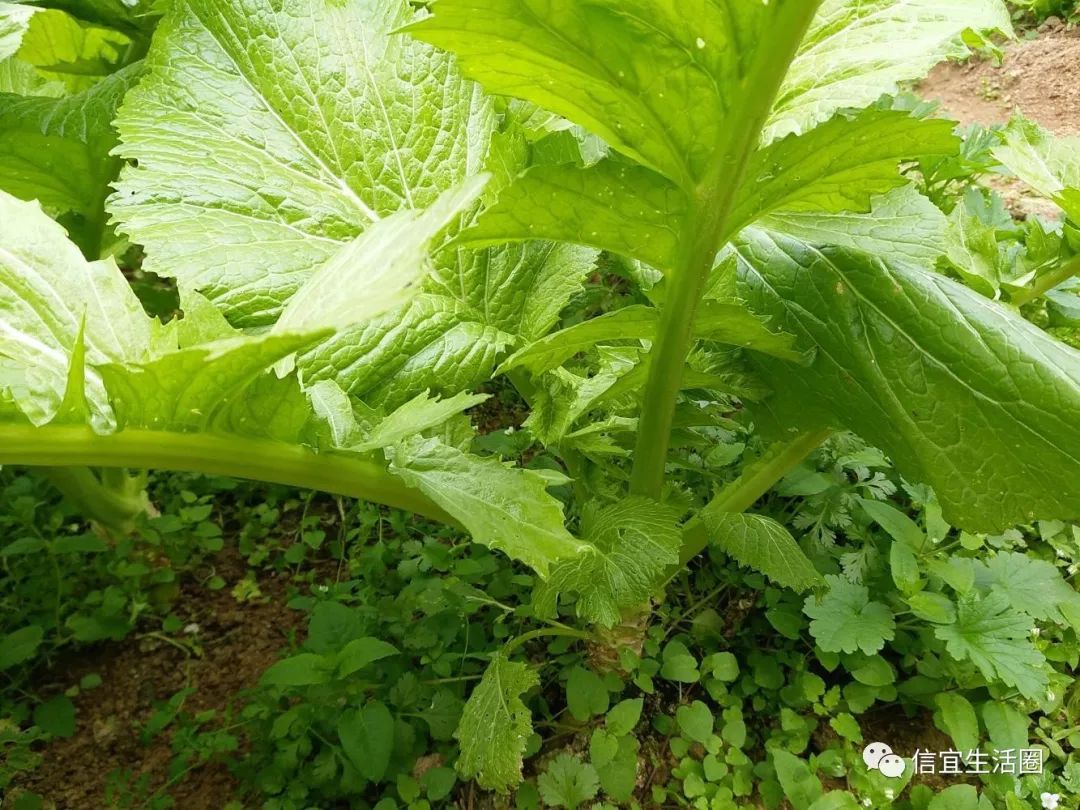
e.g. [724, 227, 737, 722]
[41, 466, 149, 531]
[1012, 254, 1080, 309]
[629, 2, 823, 497]
[676, 428, 832, 568]
[0, 425, 455, 526]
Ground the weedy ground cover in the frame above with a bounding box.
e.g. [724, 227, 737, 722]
[1, 0, 1080, 807]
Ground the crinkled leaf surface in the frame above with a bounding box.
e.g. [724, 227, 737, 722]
[408, 0, 797, 189]
[456, 652, 538, 792]
[461, 160, 685, 270]
[733, 229, 1080, 532]
[534, 498, 683, 627]
[110, 0, 494, 326]
[299, 242, 595, 408]
[766, 0, 1012, 143]
[0, 185, 586, 573]
[754, 185, 948, 267]
[388, 435, 588, 577]
[2, 182, 493, 438]
[274, 178, 488, 335]
[935, 592, 1047, 699]
[701, 511, 823, 593]
[98, 333, 325, 433]
[0, 63, 139, 251]
[110, 0, 596, 404]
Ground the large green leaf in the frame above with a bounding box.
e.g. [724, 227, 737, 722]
[110, 0, 595, 406]
[0, 63, 139, 252]
[0, 192, 154, 426]
[733, 228, 1080, 532]
[387, 435, 589, 577]
[456, 653, 538, 792]
[533, 498, 683, 627]
[766, 0, 1012, 142]
[408, 0, 797, 189]
[3, 185, 585, 556]
[110, 0, 494, 326]
[2, 181, 493, 434]
[298, 241, 596, 408]
[701, 511, 823, 593]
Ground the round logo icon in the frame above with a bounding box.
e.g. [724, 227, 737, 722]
[878, 753, 905, 779]
[862, 742, 893, 770]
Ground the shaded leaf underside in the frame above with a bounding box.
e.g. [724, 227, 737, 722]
[735, 228, 1080, 532]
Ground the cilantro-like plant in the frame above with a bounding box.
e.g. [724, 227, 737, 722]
[2, 0, 1080, 792]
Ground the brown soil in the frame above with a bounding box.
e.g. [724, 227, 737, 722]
[919, 23, 1080, 136]
[9, 553, 308, 809]
[918, 23, 1080, 222]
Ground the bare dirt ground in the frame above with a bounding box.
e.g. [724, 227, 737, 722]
[919, 22, 1080, 136]
[12, 553, 308, 809]
[918, 22, 1080, 221]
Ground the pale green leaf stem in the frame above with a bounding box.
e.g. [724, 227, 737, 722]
[630, 2, 826, 497]
[0, 423, 456, 525]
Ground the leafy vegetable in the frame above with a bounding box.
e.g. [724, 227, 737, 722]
[387, 436, 587, 577]
[533, 498, 683, 626]
[455, 652, 537, 792]
[3, 2, 1078, 802]
[701, 511, 822, 593]
[110, 0, 490, 324]
[766, 0, 1012, 142]
[0, 188, 580, 573]
[733, 230, 1080, 532]
[995, 115, 1080, 222]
